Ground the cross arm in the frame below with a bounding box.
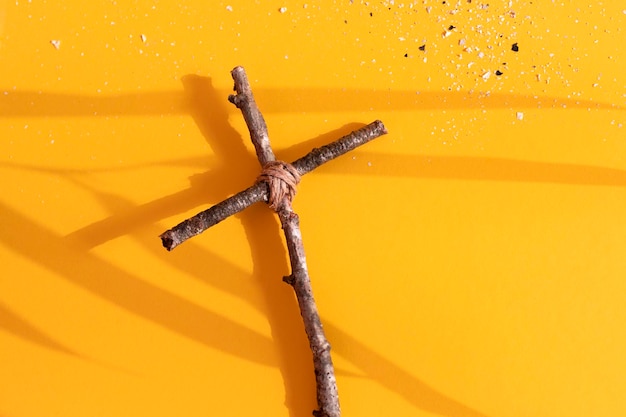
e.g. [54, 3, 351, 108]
[160, 120, 387, 251]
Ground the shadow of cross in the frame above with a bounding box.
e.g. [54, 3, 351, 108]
[160, 66, 387, 417]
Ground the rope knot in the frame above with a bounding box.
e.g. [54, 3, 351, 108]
[257, 160, 301, 211]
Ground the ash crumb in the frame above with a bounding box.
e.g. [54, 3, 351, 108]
[481, 71, 491, 80]
[516, 112, 524, 120]
[279, 6, 287, 13]
[140, 34, 147, 43]
[225, 5, 233, 11]
[511, 42, 519, 52]
[419, 44, 426, 51]
[50, 39, 61, 49]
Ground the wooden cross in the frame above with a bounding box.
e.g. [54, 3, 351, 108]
[160, 66, 387, 417]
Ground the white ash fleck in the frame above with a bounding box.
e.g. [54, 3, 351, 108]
[279, 6, 287, 13]
[226, 5, 233, 11]
[50, 39, 61, 49]
[481, 71, 491, 80]
[516, 112, 524, 120]
[140, 34, 147, 43]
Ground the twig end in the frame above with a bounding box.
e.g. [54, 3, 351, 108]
[160, 232, 177, 251]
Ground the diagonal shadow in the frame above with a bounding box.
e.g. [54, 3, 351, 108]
[326, 322, 490, 417]
[0, 201, 278, 367]
[0, 301, 79, 357]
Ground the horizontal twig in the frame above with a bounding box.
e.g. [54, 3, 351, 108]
[160, 120, 387, 251]
[160, 182, 267, 250]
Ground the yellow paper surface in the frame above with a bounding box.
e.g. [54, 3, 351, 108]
[1, 1, 625, 416]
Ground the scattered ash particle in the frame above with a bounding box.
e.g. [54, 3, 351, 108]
[495, 70, 503, 76]
[516, 112, 524, 120]
[279, 7, 287, 13]
[50, 39, 61, 49]
[419, 44, 426, 51]
[226, 5, 233, 11]
[404, 53, 408, 57]
[448, 25, 456, 30]
[370, 12, 373, 16]
[481, 71, 491, 80]
[511, 42, 519, 52]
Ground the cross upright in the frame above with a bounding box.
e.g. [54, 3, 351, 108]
[160, 66, 387, 417]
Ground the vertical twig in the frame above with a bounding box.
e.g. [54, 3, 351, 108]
[228, 66, 340, 417]
[280, 206, 340, 417]
[228, 66, 275, 166]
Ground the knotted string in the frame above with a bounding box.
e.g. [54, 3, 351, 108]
[257, 160, 301, 211]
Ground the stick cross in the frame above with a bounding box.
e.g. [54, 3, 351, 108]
[160, 66, 387, 417]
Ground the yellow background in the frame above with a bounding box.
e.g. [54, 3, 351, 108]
[1, 1, 625, 416]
